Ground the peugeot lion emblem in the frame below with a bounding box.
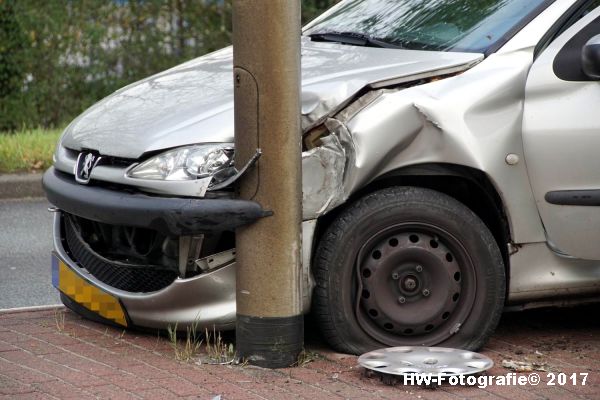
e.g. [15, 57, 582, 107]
[75, 152, 101, 184]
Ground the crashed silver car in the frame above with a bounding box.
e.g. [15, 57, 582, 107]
[44, 0, 600, 354]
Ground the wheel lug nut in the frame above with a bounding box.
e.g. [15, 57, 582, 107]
[415, 265, 423, 273]
[404, 277, 417, 290]
[422, 289, 430, 297]
[398, 296, 406, 304]
[392, 272, 400, 280]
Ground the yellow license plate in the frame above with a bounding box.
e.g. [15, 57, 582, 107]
[52, 255, 128, 327]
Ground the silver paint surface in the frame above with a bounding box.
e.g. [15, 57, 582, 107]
[523, 7, 600, 260]
[59, 38, 481, 159]
[508, 242, 600, 304]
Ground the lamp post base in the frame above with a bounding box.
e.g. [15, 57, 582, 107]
[236, 314, 304, 368]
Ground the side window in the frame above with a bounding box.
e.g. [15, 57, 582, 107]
[558, 1, 600, 34]
[552, 13, 600, 81]
[535, 1, 600, 57]
[582, 1, 600, 16]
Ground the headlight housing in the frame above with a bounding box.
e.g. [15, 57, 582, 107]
[128, 144, 235, 183]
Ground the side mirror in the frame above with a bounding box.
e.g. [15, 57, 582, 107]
[582, 34, 600, 80]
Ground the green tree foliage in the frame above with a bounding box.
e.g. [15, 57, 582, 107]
[0, 0, 28, 130]
[302, 0, 340, 23]
[0, 0, 339, 131]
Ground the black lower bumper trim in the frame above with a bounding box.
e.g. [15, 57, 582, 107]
[43, 167, 270, 236]
[236, 314, 304, 368]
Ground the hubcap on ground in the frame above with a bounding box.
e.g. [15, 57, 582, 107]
[355, 223, 476, 346]
[358, 346, 494, 376]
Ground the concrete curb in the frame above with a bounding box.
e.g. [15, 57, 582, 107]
[0, 173, 44, 200]
[0, 304, 63, 314]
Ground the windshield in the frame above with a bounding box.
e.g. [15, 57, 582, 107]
[305, 0, 554, 53]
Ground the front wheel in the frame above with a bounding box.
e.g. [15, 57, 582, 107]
[312, 186, 505, 355]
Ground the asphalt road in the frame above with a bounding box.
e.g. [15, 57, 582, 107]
[0, 197, 60, 309]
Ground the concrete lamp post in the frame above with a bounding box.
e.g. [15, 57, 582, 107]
[232, 0, 304, 368]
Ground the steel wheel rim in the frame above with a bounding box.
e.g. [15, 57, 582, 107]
[354, 222, 477, 346]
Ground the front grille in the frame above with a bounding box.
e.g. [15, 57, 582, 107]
[63, 215, 177, 292]
[65, 147, 135, 168]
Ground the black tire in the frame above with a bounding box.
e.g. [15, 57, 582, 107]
[312, 186, 505, 355]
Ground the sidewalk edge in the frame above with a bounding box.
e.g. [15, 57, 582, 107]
[0, 173, 44, 200]
[0, 304, 63, 314]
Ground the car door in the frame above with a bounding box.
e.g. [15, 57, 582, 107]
[523, 4, 600, 260]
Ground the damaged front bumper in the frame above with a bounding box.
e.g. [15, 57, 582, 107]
[51, 212, 238, 330]
[43, 167, 271, 330]
[43, 167, 270, 236]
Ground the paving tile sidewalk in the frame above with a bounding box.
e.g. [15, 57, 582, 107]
[0, 305, 598, 399]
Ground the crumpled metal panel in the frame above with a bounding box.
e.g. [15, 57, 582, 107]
[302, 133, 346, 219]
[303, 117, 360, 219]
[301, 47, 547, 244]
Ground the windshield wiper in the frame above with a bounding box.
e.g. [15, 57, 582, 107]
[308, 31, 402, 49]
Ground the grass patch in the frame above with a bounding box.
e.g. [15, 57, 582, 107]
[167, 321, 203, 363]
[294, 349, 321, 367]
[0, 128, 62, 173]
[204, 327, 235, 365]
[54, 308, 66, 333]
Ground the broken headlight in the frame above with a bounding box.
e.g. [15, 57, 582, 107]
[128, 144, 235, 182]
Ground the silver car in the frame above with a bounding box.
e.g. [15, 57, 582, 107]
[44, 0, 600, 354]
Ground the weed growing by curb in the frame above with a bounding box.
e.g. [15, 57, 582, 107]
[167, 320, 202, 362]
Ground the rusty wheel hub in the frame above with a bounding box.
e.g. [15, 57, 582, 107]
[356, 224, 475, 346]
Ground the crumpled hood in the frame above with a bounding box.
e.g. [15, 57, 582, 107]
[61, 37, 482, 159]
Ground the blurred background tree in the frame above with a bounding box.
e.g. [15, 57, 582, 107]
[0, 0, 340, 132]
[0, 0, 29, 131]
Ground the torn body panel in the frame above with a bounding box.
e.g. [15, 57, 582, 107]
[301, 49, 545, 245]
[302, 132, 346, 219]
